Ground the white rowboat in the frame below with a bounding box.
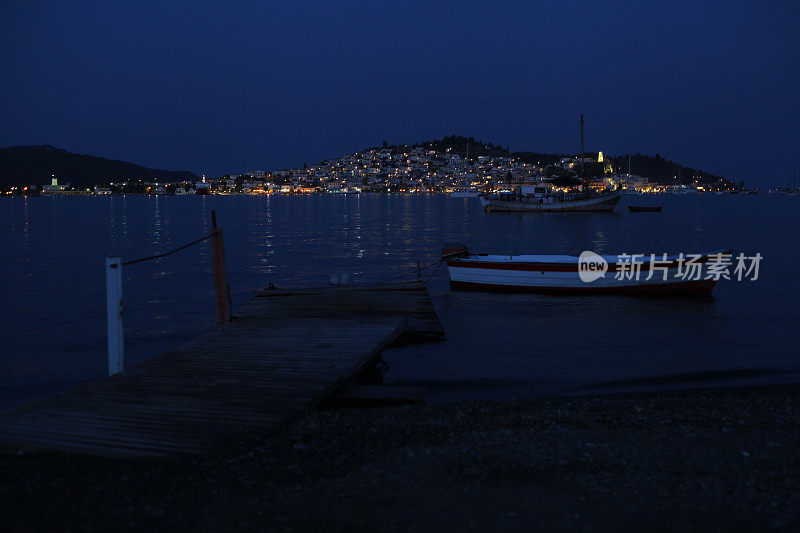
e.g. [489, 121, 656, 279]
[443, 244, 729, 295]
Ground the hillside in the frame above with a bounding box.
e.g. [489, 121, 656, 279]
[413, 136, 567, 167]
[373, 136, 566, 167]
[0, 145, 199, 187]
[378, 136, 728, 185]
[610, 153, 727, 185]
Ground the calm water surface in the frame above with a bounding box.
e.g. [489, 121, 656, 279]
[1, 194, 799, 408]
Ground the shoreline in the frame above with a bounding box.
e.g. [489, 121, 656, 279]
[2, 381, 798, 531]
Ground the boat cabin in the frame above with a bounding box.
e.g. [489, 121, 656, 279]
[488, 183, 591, 205]
[519, 185, 549, 198]
[513, 185, 558, 204]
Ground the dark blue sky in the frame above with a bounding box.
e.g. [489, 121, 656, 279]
[2, 1, 798, 185]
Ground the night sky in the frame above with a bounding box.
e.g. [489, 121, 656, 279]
[2, 1, 798, 186]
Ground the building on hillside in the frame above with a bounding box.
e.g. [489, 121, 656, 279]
[42, 176, 67, 194]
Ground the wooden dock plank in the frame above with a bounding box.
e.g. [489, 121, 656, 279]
[0, 282, 443, 457]
[244, 282, 444, 338]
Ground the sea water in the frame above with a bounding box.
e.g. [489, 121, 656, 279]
[1, 193, 798, 408]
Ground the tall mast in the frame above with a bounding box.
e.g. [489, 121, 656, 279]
[580, 114, 585, 177]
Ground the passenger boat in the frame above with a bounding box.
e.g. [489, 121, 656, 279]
[442, 244, 729, 295]
[479, 185, 621, 212]
[628, 205, 662, 212]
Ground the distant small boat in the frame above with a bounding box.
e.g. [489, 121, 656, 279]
[450, 190, 481, 198]
[628, 206, 662, 212]
[442, 244, 728, 295]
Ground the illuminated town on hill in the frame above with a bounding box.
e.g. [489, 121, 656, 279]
[8, 144, 741, 196]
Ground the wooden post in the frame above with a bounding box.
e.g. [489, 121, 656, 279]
[106, 257, 124, 375]
[210, 211, 230, 326]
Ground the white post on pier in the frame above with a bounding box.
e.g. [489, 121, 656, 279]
[106, 257, 124, 375]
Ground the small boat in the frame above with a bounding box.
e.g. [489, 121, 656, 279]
[480, 185, 621, 212]
[450, 190, 481, 198]
[442, 244, 729, 295]
[628, 205, 662, 212]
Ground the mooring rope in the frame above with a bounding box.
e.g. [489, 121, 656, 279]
[121, 231, 215, 266]
[372, 258, 442, 286]
[119, 230, 445, 291]
[421, 259, 445, 284]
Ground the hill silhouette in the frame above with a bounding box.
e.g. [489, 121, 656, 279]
[609, 153, 726, 185]
[375, 135, 566, 167]
[0, 145, 198, 187]
[377, 136, 728, 185]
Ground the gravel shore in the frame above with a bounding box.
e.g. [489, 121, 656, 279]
[1, 384, 798, 532]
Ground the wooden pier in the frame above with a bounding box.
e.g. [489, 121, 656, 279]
[0, 282, 442, 457]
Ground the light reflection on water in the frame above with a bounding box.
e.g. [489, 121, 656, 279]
[1, 193, 799, 408]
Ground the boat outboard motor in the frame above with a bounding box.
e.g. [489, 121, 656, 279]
[442, 243, 469, 260]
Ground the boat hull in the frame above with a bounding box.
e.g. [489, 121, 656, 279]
[447, 252, 724, 295]
[449, 278, 716, 295]
[480, 190, 621, 212]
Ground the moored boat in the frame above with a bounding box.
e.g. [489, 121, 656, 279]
[450, 190, 481, 198]
[479, 185, 621, 212]
[442, 244, 730, 295]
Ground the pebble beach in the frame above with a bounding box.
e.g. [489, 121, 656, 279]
[1, 383, 798, 531]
